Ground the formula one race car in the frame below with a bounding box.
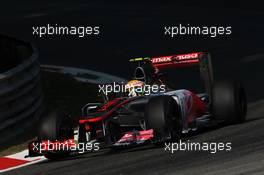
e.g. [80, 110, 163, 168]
[27, 52, 247, 160]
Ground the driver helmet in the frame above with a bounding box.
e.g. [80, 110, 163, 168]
[125, 80, 145, 97]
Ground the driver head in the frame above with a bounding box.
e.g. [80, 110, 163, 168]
[125, 80, 145, 97]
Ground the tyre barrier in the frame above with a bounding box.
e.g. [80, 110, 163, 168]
[0, 34, 44, 145]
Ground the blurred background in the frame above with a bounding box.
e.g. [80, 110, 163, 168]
[0, 1, 263, 102]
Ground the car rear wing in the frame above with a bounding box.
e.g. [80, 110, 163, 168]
[129, 52, 214, 105]
[152, 52, 214, 105]
[150, 52, 201, 69]
[151, 52, 213, 104]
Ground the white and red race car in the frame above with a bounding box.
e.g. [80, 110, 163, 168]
[27, 52, 247, 160]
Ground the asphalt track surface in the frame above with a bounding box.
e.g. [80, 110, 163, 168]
[1, 1, 264, 175]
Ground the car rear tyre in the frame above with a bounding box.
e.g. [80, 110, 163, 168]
[212, 80, 247, 124]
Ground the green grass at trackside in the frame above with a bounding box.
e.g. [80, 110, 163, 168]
[0, 71, 101, 156]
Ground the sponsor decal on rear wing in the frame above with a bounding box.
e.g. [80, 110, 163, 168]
[150, 52, 202, 69]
